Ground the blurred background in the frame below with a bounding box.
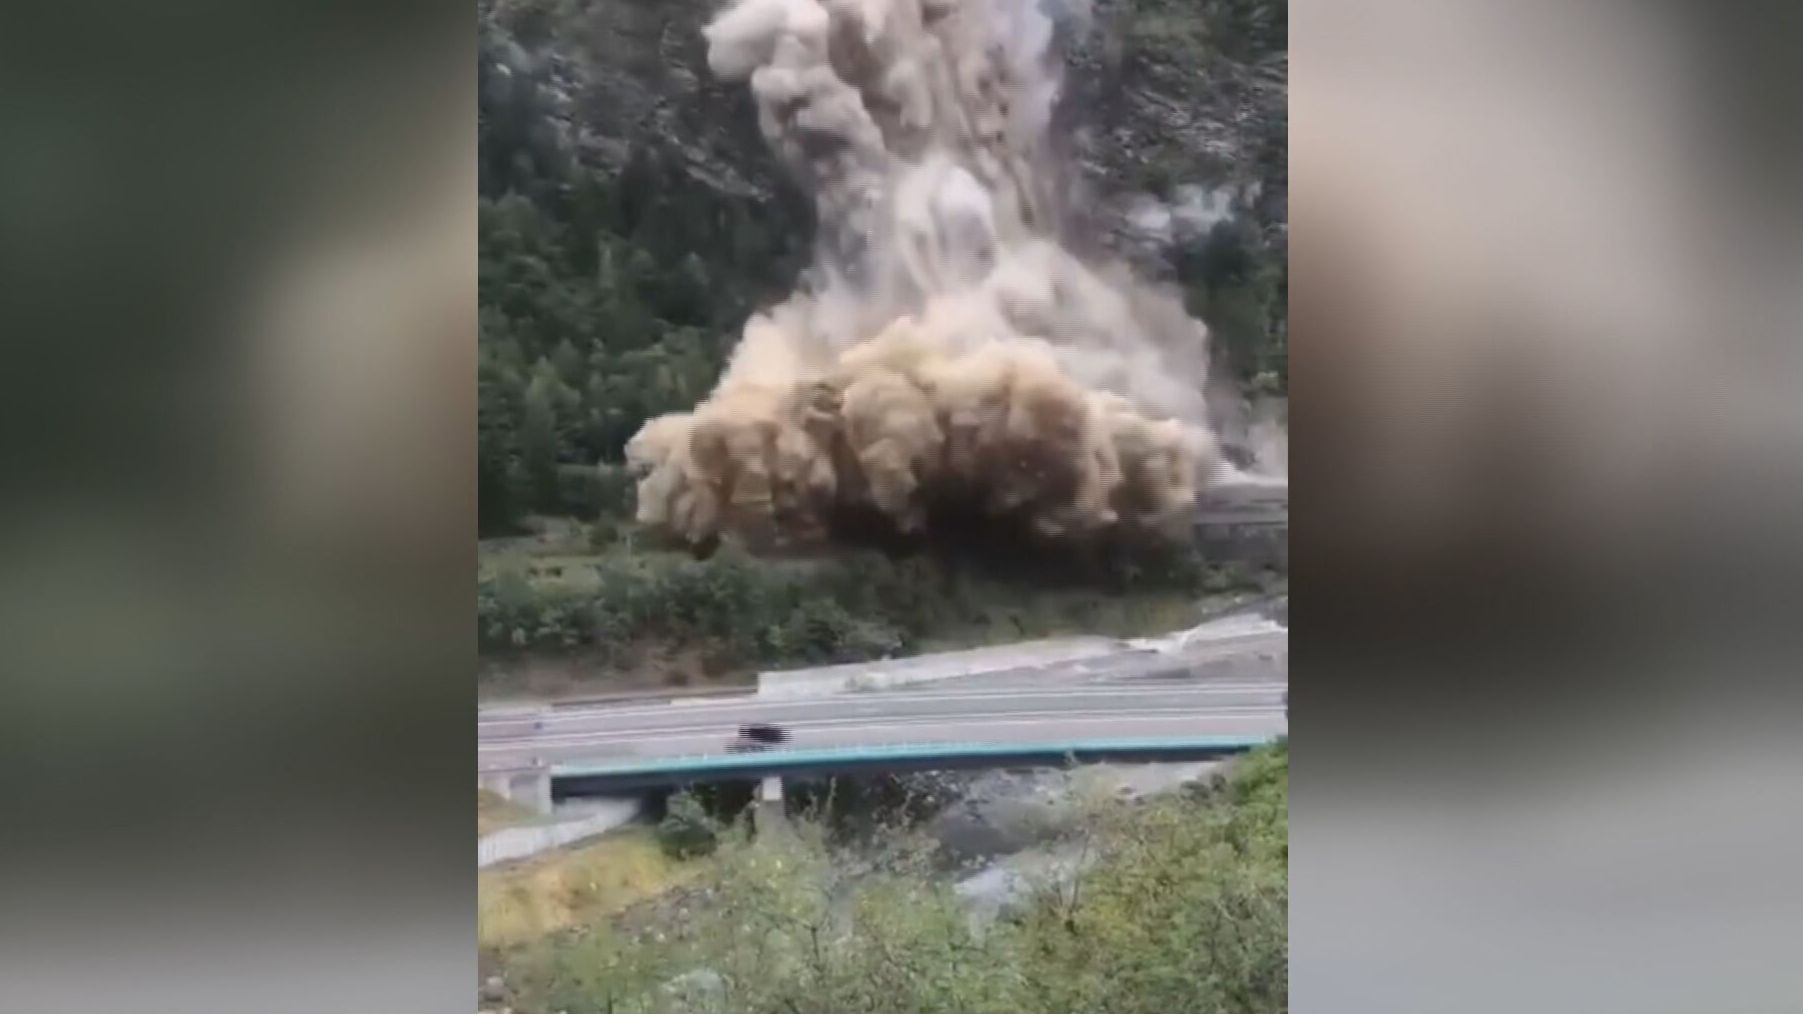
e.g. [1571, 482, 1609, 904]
[1290, 1, 1803, 1011]
[0, 0, 1798, 1010]
[0, 2, 475, 1010]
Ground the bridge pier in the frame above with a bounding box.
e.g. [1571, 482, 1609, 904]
[755, 775, 786, 834]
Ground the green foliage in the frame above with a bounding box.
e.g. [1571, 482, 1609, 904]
[656, 792, 722, 860]
[770, 598, 906, 665]
[520, 368, 565, 510]
[1177, 219, 1287, 390]
[475, 16, 810, 533]
[1010, 746, 1288, 1014]
[476, 548, 917, 667]
[1124, 0, 1285, 65]
[510, 746, 1289, 1014]
[474, 166, 795, 531]
[553, 463, 635, 520]
[1200, 0, 1286, 62]
[1111, 0, 1287, 395]
[477, 538, 1265, 674]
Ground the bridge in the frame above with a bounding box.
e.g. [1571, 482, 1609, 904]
[479, 612, 1287, 815]
[550, 735, 1275, 794]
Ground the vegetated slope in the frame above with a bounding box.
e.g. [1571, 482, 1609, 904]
[478, 522, 1277, 696]
[488, 742, 1289, 1013]
[479, 828, 694, 953]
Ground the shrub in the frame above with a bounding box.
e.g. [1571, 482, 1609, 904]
[554, 462, 636, 521]
[655, 792, 719, 859]
[477, 537, 1235, 667]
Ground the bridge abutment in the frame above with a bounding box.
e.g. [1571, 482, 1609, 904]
[480, 763, 552, 815]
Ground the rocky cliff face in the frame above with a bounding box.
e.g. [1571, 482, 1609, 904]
[481, 0, 784, 202]
[479, 0, 1284, 364]
[1061, 0, 1286, 272]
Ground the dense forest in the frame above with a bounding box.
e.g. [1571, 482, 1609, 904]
[476, 143, 812, 531]
[476, 0, 1286, 536]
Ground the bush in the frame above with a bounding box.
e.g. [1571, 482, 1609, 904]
[585, 516, 618, 549]
[476, 538, 1231, 671]
[554, 462, 636, 521]
[655, 792, 719, 859]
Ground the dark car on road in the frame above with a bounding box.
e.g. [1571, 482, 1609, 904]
[728, 723, 790, 753]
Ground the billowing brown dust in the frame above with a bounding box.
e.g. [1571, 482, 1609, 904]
[628, 0, 1248, 551]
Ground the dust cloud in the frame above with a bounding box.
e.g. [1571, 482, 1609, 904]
[628, 0, 1253, 551]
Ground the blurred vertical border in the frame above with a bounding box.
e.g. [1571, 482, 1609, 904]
[0, 1, 475, 1010]
[1291, 1, 1803, 1011]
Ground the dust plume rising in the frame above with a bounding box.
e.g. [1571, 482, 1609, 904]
[628, 0, 1245, 551]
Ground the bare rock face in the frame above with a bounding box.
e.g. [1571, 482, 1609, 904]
[1058, 0, 1287, 278]
[480, 0, 790, 200]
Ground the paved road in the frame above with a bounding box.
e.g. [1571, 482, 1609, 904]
[479, 622, 1286, 772]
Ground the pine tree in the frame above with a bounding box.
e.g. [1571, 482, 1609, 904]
[520, 371, 560, 513]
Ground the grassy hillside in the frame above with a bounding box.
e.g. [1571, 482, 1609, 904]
[480, 828, 698, 952]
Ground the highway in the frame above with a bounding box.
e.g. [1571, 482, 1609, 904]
[479, 614, 1287, 774]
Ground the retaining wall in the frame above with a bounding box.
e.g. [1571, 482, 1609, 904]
[756, 636, 1125, 699]
[477, 797, 641, 868]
